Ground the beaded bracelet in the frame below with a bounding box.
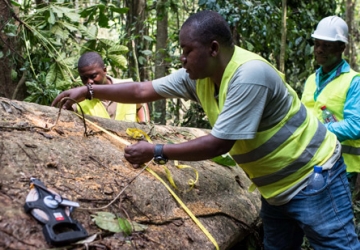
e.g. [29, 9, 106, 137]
[86, 84, 94, 100]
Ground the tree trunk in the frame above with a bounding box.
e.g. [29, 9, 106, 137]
[279, 0, 287, 73]
[0, 0, 28, 101]
[153, 0, 169, 125]
[345, 0, 358, 71]
[0, 97, 262, 249]
[125, 0, 147, 80]
[0, 0, 15, 99]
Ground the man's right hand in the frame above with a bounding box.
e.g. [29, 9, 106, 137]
[51, 86, 88, 109]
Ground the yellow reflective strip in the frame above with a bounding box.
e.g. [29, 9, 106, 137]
[146, 167, 219, 250]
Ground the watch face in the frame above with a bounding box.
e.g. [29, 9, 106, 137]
[153, 144, 168, 165]
[154, 156, 167, 165]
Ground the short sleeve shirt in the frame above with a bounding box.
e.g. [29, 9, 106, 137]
[152, 60, 292, 140]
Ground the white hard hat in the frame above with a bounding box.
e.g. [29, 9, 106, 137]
[311, 16, 348, 44]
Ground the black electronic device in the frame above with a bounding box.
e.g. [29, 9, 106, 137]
[24, 178, 88, 246]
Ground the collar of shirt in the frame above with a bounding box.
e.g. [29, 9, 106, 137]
[314, 59, 349, 99]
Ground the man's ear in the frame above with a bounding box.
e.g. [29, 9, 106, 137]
[210, 41, 219, 57]
[103, 67, 107, 73]
[339, 42, 346, 53]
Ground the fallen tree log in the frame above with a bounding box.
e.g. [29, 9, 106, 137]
[0, 97, 261, 250]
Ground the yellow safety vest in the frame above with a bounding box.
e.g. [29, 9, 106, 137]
[78, 99, 137, 122]
[197, 46, 337, 199]
[302, 70, 360, 173]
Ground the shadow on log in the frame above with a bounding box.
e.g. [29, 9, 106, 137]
[0, 97, 261, 249]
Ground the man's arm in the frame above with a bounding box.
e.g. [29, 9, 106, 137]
[136, 103, 150, 123]
[124, 134, 236, 168]
[327, 76, 360, 141]
[51, 81, 163, 109]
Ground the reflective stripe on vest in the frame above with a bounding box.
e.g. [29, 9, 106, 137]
[342, 145, 360, 155]
[302, 69, 360, 172]
[251, 117, 327, 187]
[232, 105, 306, 164]
[196, 46, 337, 199]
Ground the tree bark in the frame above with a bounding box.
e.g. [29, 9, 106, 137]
[345, 0, 358, 71]
[0, 0, 15, 99]
[0, 97, 262, 249]
[125, 0, 148, 80]
[279, 0, 287, 73]
[153, 0, 169, 125]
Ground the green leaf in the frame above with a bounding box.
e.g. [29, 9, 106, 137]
[11, 0, 21, 6]
[46, 64, 57, 84]
[51, 25, 69, 40]
[118, 218, 132, 236]
[211, 154, 237, 167]
[64, 12, 80, 22]
[79, 5, 97, 18]
[99, 38, 116, 47]
[131, 221, 148, 231]
[48, 9, 56, 24]
[60, 22, 79, 32]
[98, 11, 109, 28]
[52, 6, 80, 22]
[108, 54, 127, 68]
[108, 44, 128, 54]
[92, 212, 122, 233]
[11, 69, 18, 80]
[60, 56, 78, 66]
[51, 5, 63, 18]
[295, 37, 303, 46]
[141, 50, 153, 56]
[109, 6, 129, 14]
[3, 23, 17, 37]
[143, 35, 154, 42]
[79, 24, 97, 39]
[91, 212, 147, 234]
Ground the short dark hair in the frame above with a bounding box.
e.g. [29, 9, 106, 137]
[78, 52, 105, 69]
[182, 10, 233, 47]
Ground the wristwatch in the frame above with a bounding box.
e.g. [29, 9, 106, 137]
[153, 144, 168, 165]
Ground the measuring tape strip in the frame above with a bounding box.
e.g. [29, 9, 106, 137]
[72, 113, 219, 250]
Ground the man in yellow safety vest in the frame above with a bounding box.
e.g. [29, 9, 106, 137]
[53, 11, 360, 249]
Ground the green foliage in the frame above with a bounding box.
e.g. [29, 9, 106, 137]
[91, 211, 147, 236]
[24, 72, 68, 105]
[198, 0, 339, 96]
[181, 102, 211, 129]
[79, 3, 128, 28]
[80, 38, 129, 78]
[4, 0, 131, 105]
[211, 154, 237, 167]
[6, 0, 85, 104]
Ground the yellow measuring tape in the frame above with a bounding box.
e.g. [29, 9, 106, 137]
[73, 113, 219, 250]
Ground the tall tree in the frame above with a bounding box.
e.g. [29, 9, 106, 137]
[0, 0, 23, 99]
[345, 0, 358, 70]
[125, 0, 148, 80]
[279, 0, 287, 73]
[153, 0, 169, 125]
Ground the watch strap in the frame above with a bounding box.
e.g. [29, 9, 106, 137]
[154, 144, 164, 157]
[153, 144, 168, 165]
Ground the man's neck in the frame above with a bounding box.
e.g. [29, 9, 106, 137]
[321, 58, 343, 74]
[211, 46, 235, 89]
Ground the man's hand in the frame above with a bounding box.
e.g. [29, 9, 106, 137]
[124, 141, 155, 168]
[51, 86, 88, 109]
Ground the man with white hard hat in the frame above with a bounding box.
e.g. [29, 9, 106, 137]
[301, 16, 360, 197]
